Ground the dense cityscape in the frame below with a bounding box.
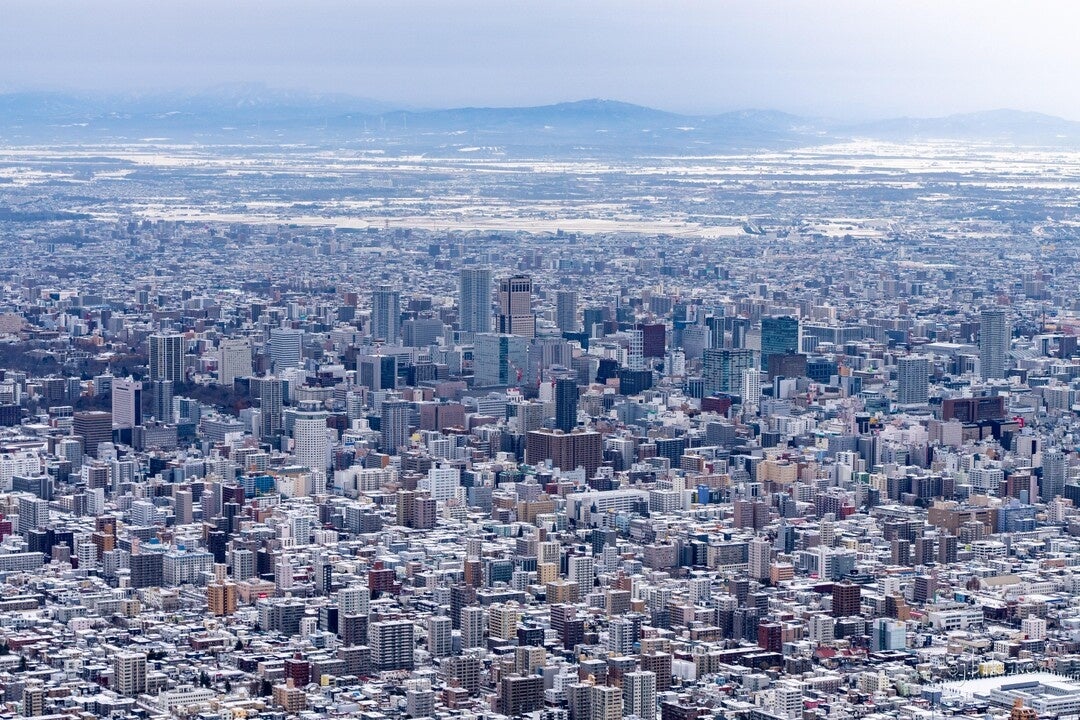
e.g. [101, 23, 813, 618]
[4, 3, 1080, 720]
[0, 133, 1077, 720]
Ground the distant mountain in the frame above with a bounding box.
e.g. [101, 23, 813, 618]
[843, 109, 1080, 145]
[0, 89, 1078, 151]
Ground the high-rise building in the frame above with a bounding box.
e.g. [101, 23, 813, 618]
[760, 316, 800, 370]
[380, 399, 410, 454]
[73, 411, 112, 458]
[371, 285, 401, 342]
[111, 377, 142, 429]
[459, 268, 492, 334]
[748, 536, 772, 580]
[556, 290, 578, 333]
[980, 308, 1010, 380]
[497, 274, 535, 337]
[461, 605, 485, 648]
[473, 333, 529, 387]
[500, 675, 544, 717]
[113, 653, 147, 696]
[268, 328, 303, 372]
[427, 615, 452, 657]
[1043, 449, 1067, 502]
[555, 377, 578, 432]
[292, 406, 329, 473]
[897, 356, 930, 405]
[525, 429, 603, 479]
[702, 348, 757, 396]
[742, 368, 762, 409]
[148, 333, 184, 383]
[831, 582, 861, 617]
[370, 619, 414, 670]
[218, 337, 252, 386]
[257, 377, 284, 438]
[624, 671, 657, 720]
[151, 379, 173, 423]
[589, 685, 623, 720]
[359, 354, 397, 392]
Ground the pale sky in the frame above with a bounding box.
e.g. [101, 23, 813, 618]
[3, 0, 1079, 119]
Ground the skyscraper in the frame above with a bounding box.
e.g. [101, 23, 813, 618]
[151, 379, 173, 423]
[896, 356, 930, 405]
[148, 333, 184, 383]
[292, 406, 330, 473]
[497, 274, 535, 337]
[459, 268, 492, 334]
[1043, 449, 1067, 502]
[702, 348, 757, 396]
[257, 377, 284, 438]
[218, 337, 252, 386]
[556, 290, 578, 333]
[760, 316, 800, 370]
[268, 328, 303, 372]
[980, 308, 1009, 380]
[371, 285, 401, 342]
[380, 399, 410, 454]
[111, 377, 142, 429]
[554, 377, 578, 432]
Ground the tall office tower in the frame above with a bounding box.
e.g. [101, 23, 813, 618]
[371, 285, 401, 342]
[461, 605, 485, 648]
[896, 356, 930, 405]
[218, 337, 252, 386]
[556, 290, 578, 333]
[1043, 449, 1067, 502]
[113, 653, 147, 696]
[151, 379, 173, 422]
[702, 348, 757, 396]
[111, 377, 142, 429]
[380, 399, 410, 454]
[473, 333, 529, 387]
[980, 308, 1010, 380]
[268, 327, 303, 372]
[627, 329, 645, 370]
[359, 354, 397, 392]
[554, 377, 579, 432]
[257, 377, 284, 438]
[292, 406, 330, 472]
[73, 411, 112, 458]
[497, 274, 536, 337]
[148, 333, 184, 383]
[427, 615, 453, 657]
[624, 671, 657, 720]
[459, 268, 492, 334]
[370, 619, 415, 670]
[760, 316, 800, 370]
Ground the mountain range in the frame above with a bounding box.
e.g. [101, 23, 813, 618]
[2, 84, 1079, 153]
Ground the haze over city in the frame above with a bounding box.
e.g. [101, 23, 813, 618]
[3, 0, 1080, 119]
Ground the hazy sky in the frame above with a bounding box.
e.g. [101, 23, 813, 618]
[3, 0, 1079, 119]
